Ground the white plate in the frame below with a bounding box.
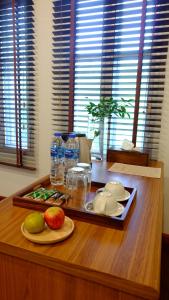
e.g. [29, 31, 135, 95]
[84, 201, 124, 217]
[96, 188, 130, 202]
[21, 216, 74, 244]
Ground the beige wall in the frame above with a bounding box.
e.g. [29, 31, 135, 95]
[159, 47, 169, 233]
[0, 0, 169, 233]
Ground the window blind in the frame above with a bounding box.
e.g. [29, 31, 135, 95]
[52, 0, 169, 159]
[0, 0, 36, 169]
[52, 0, 72, 133]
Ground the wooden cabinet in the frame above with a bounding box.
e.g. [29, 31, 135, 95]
[0, 161, 163, 300]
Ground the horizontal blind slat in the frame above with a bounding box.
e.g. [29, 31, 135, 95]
[0, 0, 36, 168]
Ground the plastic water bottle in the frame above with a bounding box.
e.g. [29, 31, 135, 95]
[50, 132, 65, 186]
[64, 133, 79, 173]
[74, 135, 80, 164]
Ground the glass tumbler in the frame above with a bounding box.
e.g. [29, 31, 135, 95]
[77, 163, 92, 191]
[66, 167, 88, 203]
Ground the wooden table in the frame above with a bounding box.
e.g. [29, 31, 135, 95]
[0, 161, 163, 300]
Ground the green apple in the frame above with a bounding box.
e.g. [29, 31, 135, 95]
[24, 212, 45, 234]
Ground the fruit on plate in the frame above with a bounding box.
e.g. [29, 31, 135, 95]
[24, 212, 45, 234]
[44, 207, 65, 230]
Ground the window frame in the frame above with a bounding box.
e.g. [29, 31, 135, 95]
[0, 0, 36, 169]
[52, 0, 169, 159]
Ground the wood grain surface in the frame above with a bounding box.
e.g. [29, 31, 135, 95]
[0, 161, 163, 300]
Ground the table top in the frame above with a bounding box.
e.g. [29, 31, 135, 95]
[0, 161, 163, 299]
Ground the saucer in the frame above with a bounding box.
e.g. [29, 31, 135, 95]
[84, 201, 125, 217]
[96, 188, 130, 202]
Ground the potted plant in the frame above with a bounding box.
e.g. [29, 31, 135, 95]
[86, 96, 132, 159]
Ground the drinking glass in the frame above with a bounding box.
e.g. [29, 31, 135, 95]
[77, 162, 92, 191]
[66, 167, 88, 203]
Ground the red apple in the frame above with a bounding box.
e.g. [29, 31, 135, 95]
[44, 207, 65, 229]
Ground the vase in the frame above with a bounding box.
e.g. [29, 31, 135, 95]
[98, 118, 109, 160]
[87, 117, 108, 160]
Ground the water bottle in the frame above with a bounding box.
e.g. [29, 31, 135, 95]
[50, 132, 65, 186]
[64, 133, 79, 173]
[74, 135, 80, 164]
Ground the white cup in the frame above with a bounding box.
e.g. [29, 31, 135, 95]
[104, 193, 118, 216]
[96, 181, 126, 200]
[93, 191, 118, 216]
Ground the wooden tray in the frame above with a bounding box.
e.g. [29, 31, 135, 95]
[12, 177, 136, 229]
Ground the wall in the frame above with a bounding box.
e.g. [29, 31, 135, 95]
[0, 0, 169, 233]
[159, 46, 169, 233]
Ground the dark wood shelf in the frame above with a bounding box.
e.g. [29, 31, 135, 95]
[107, 147, 149, 166]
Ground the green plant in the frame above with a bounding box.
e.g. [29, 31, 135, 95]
[86, 96, 132, 137]
[86, 96, 132, 121]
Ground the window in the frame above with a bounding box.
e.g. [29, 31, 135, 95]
[0, 0, 36, 169]
[52, 0, 169, 159]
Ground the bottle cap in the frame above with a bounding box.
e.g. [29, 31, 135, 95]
[68, 133, 76, 138]
[54, 132, 62, 137]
